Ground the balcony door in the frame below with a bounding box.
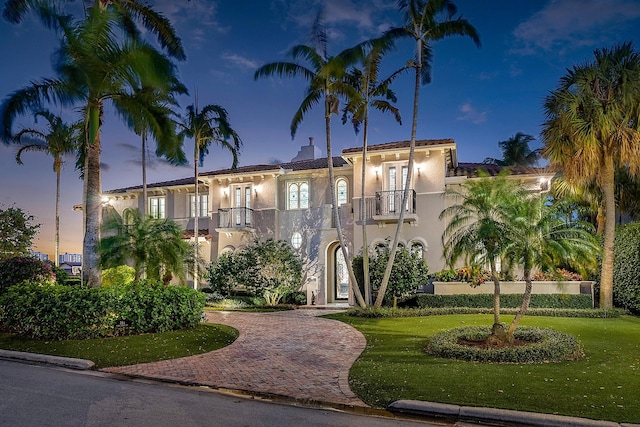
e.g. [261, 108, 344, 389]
[231, 185, 252, 226]
[386, 165, 408, 213]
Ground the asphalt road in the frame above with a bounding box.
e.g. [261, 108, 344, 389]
[0, 360, 447, 427]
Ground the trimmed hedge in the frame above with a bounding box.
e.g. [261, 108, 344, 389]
[613, 223, 640, 314]
[426, 326, 583, 363]
[0, 281, 205, 340]
[344, 306, 621, 319]
[401, 293, 593, 309]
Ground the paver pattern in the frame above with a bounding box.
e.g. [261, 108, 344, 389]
[102, 310, 367, 406]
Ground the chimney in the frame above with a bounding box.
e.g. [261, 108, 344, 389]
[291, 136, 322, 162]
[309, 137, 314, 146]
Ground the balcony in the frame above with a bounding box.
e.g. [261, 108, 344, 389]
[215, 207, 255, 233]
[364, 189, 418, 225]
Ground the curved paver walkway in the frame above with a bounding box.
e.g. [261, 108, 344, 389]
[102, 310, 367, 406]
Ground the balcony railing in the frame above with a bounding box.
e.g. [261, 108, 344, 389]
[217, 207, 254, 230]
[362, 189, 417, 223]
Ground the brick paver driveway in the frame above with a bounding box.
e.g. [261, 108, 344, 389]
[103, 310, 367, 406]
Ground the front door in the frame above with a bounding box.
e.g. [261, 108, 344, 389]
[335, 248, 349, 300]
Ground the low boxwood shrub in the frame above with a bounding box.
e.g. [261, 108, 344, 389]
[426, 326, 584, 363]
[282, 291, 306, 305]
[344, 306, 621, 319]
[0, 281, 205, 340]
[405, 293, 593, 309]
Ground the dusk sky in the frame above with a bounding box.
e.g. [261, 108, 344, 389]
[1, 0, 639, 258]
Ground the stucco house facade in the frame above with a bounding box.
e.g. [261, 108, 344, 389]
[103, 138, 553, 305]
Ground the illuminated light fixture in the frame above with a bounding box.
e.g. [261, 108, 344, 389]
[222, 188, 228, 197]
[254, 184, 261, 197]
[375, 167, 381, 179]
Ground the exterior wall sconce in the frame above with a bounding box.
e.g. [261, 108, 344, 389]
[101, 196, 112, 206]
[222, 188, 228, 197]
[416, 166, 421, 177]
[254, 184, 261, 197]
[375, 167, 381, 179]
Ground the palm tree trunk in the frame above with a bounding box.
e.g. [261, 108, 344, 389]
[596, 205, 605, 235]
[54, 158, 61, 267]
[361, 115, 371, 305]
[83, 131, 102, 287]
[600, 155, 616, 309]
[193, 143, 199, 290]
[141, 131, 148, 216]
[489, 262, 501, 328]
[326, 96, 366, 307]
[507, 268, 533, 342]
[374, 56, 421, 307]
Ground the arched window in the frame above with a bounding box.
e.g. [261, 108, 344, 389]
[336, 178, 348, 206]
[299, 183, 309, 209]
[288, 181, 309, 210]
[411, 241, 425, 258]
[288, 183, 299, 209]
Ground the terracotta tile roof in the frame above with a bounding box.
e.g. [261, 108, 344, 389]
[448, 162, 553, 178]
[342, 138, 455, 154]
[105, 157, 347, 194]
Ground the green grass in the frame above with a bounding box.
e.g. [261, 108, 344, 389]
[328, 313, 640, 424]
[0, 324, 238, 369]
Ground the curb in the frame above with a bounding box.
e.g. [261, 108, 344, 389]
[0, 349, 95, 370]
[388, 400, 640, 427]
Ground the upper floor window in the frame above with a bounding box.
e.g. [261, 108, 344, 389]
[149, 196, 166, 219]
[336, 178, 348, 206]
[288, 181, 309, 210]
[189, 194, 209, 217]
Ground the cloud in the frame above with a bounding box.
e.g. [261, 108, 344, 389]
[513, 0, 640, 54]
[153, 0, 230, 47]
[222, 53, 259, 70]
[457, 103, 487, 124]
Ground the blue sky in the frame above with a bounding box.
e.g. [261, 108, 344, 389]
[1, 0, 639, 257]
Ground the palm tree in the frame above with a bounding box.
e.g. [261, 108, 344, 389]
[99, 207, 189, 283]
[176, 102, 241, 289]
[541, 42, 640, 308]
[501, 193, 599, 341]
[254, 13, 367, 307]
[440, 171, 523, 339]
[341, 40, 403, 305]
[375, 0, 480, 307]
[13, 110, 78, 267]
[119, 84, 187, 215]
[483, 132, 540, 167]
[2, 0, 186, 61]
[1, 6, 185, 287]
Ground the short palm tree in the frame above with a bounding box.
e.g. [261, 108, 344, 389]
[100, 208, 189, 284]
[0, 6, 185, 287]
[254, 13, 367, 307]
[14, 110, 78, 266]
[375, 0, 480, 307]
[440, 171, 524, 338]
[176, 102, 241, 289]
[341, 40, 403, 305]
[483, 132, 540, 167]
[541, 42, 640, 308]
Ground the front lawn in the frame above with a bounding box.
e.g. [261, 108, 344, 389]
[329, 313, 640, 424]
[0, 324, 238, 369]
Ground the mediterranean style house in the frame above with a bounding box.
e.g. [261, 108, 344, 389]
[103, 138, 553, 305]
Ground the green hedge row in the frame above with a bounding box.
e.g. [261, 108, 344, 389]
[401, 293, 593, 309]
[345, 306, 621, 319]
[0, 281, 205, 340]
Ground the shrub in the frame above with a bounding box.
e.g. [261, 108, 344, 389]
[426, 326, 584, 363]
[0, 281, 205, 340]
[282, 290, 307, 305]
[405, 293, 593, 309]
[207, 239, 303, 305]
[102, 265, 135, 287]
[0, 257, 55, 294]
[353, 244, 429, 306]
[613, 223, 640, 314]
[344, 306, 620, 319]
[431, 266, 490, 286]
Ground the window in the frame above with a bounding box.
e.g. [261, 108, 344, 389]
[336, 178, 348, 206]
[411, 241, 425, 259]
[291, 232, 302, 249]
[287, 181, 309, 210]
[189, 194, 209, 217]
[149, 196, 166, 219]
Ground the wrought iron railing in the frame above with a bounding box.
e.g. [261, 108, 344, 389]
[218, 207, 254, 229]
[363, 189, 416, 217]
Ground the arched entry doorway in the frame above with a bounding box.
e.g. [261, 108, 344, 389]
[326, 242, 349, 302]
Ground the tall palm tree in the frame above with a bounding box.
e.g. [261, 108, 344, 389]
[100, 207, 189, 283]
[375, 0, 480, 307]
[13, 110, 78, 267]
[483, 132, 540, 167]
[1, 6, 185, 287]
[501, 194, 599, 341]
[440, 171, 523, 339]
[542, 42, 640, 308]
[176, 102, 241, 289]
[254, 13, 367, 307]
[119, 84, 187, 215]
[341, 40, 403, 305]
[2, 0, 186, 61]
